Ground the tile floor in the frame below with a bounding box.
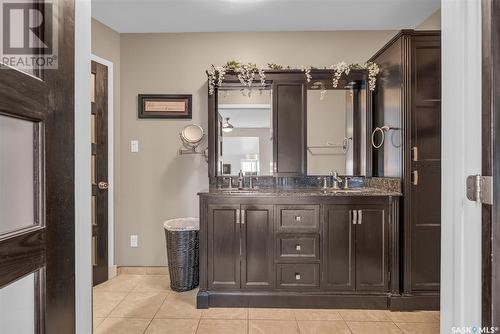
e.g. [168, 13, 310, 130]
[93, 271, 440, 334]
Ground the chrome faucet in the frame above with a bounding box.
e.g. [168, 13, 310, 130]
[237, 170, 244, 190]
[224, 177, 234, 189]
[318, 176, 329, 190]
[331, 170, 343, 190]
[343, 177, 350, 189]
[249, 177, 258, 189]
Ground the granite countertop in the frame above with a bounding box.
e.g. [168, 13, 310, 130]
[198, 187, 402, 197]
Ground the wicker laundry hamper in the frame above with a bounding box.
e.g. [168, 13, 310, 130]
[163, 218, 199, 292]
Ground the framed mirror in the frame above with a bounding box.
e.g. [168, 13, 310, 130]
[208, 70, 371, 178]
[306, 81, 357, 175]
[216, 86, 273, 176]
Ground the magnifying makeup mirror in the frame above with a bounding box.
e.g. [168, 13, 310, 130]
[179, 124, 208, 161]
[180, 124, 205, 149]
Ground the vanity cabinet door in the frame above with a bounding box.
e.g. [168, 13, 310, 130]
[322, 205, 355, 291]
[207, 205, 241, 290]
[273, 82, 306, 176]
[355, 206, 389, 292]
[241, 205, 274, 289]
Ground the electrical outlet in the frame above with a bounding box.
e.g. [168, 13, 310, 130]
[130, 140, 139, 153]
[130, 235, 138, 248]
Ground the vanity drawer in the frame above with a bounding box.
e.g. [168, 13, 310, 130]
[277, 234, 319, 260]
[277, 205, 320, 232]
[277, 263, 320, 288]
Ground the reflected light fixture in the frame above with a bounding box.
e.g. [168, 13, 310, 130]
[222, 117, 234, 133]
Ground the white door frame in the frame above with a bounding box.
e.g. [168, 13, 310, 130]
[441, 0, 482, 331]
[75, 0, 92, 333]
[91, 54, 116, 278]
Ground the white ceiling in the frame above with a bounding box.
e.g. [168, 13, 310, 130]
[91, 0, 440, 33]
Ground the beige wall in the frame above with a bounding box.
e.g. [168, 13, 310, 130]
[416, 9, 441, 30]
[116, 31, 396, 266]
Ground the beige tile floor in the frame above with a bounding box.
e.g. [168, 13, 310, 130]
[93, 271, 440, 334]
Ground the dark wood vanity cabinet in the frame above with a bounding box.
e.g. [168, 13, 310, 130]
[207, 204, 274, 290]
[322, 205, 389, 293]
[199, 195, 399, 309]
[370, 30, 441, 310]
[355, 207, 389, 292]
[207, 205, 241, 290]
[241, 205, 274, 289]
[273, 82, 306, 176]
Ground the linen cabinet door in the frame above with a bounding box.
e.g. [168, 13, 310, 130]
[207, 205, 241, 290]
[241, 205, 274, 289]
[355, 207, 389, 292]
[273, 82, 306, 176]
[322, 205, 355, 291]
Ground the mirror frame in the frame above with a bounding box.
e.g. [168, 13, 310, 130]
[207, 69, 373, 178]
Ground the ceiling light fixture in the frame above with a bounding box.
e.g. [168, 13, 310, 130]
[222, 117, 234, 133]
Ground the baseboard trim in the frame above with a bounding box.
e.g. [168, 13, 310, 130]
[117, 266, 169, 275]
[108, 265, 117, 279]
[389, 293, 440, 311]
[197, 291, 389, 309]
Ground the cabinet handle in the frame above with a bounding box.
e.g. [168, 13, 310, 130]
[295, 244, 301, 251]
[358, 210, 362, 225]
[412, 146, 418, 161]
[236, 209, 240, 224]
[295, 273, 301, 280]
[412, 170, 419, 186]
[352, 210, 358, 225]
[295, 216, 302, 222]
[241, 209, 246, 225]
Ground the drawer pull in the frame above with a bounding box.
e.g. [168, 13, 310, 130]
[295, 216, 302, 222]
[295, 244, 301, 251]
[295, 273, 301, 280]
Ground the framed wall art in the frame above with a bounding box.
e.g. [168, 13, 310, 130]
[138, 94, 192, 119]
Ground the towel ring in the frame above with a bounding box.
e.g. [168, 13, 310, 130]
[371, 126, 400, 148]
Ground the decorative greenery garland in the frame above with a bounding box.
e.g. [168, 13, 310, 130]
[207, 60, 380, 95]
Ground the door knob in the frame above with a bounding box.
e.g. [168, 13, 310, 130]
[98, 181, 109, 190]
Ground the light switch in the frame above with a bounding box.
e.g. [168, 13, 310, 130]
[130, 235, 138, 247]
[131, 140, 139, 153]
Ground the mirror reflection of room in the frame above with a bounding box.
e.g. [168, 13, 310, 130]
[217, 87, 272, 176]
[307, 85, 354, 175]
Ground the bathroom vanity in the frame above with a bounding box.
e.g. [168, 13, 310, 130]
[198, 66, 404, 310]
[197, 187, 401, 309]
[198, 34, 441, 310]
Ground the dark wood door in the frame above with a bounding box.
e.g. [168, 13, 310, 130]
[355, 207, 389, 292]
[273, 82, 306, 176]
[322, 205, 355, 291]
[91, 61, 109, 286]
[409, 35, 441, 292]
[482, 0, 499, 326]
[0, 0, 75, 332]
[207, 205, 241, 289]
[241, 205, 274, 289]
